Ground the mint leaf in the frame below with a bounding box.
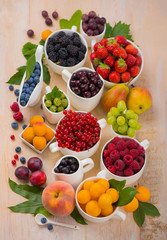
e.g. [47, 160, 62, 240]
[9, 201, 43, 214]
[6, 66, 26, 85]
[22, 42, 37, 59]
[46, 85, 61, 101]
[70, 207, 87, 225]
[26, 54, 36, 79]
[117, 187, 138, 206]
[59, 10, 82, 31]
[34, 207, 52, 217]
[108, 179, 126, 192]
[140, 202, 160, 216]
[39, 39, 45, 46]
[43, 64, 50, 85]
[133, 203, 145, 227]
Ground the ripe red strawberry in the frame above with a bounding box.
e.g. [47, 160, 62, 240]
[10, 102, 20, 112]
[93, 42, 104, 52]
[109, 72, 120, 83]
[121, 72, 131, 83]
[129, 65, 140, 77]
[100, 38, 108, 46]
[115, 58, 127, 73]
[13, 112, 23, 122]
[97, 63, 110, 79]
[106, 39, 119, 53]
[113, 47, 127, 59]
[115, 35, 127, 46]
[125, 54, 136, 67]
[103, 55, 114, 67]
[90, 52, 101, 67]
[96, 46, 108, 59]
[135, 55, 142, 66]
[125, 44, 138, 55]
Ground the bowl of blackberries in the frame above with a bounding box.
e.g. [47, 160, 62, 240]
[62, 67, 104, 112]
[80, 11, 106, 47]
[44, 27, 88, 74]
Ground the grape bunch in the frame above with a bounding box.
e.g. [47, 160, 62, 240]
[107, 100, 141, 138]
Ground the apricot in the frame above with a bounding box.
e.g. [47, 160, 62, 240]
[33, 136, 47, 150]
[44, 127, 54, 141]
[22, 127, 35, 143]
[30, 115, 44, 127]
[33, 122, 47, 136]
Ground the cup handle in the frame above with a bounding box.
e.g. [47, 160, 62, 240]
[35, 45, 44, 63]
[98, 118, 107, 129]
[45, 86, 52, 94]
[140, 139, 149, 150]
[82, 158, 94, 173]
[96, 169, 107, 178]
[115, 210, 126, 221]
[71, 25, 77, 32]
[91, 39, 97, 51]
[62, 69, 72, 83]
[49, 142, 60, 153]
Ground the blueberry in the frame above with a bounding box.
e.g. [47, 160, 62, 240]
[23, 83, 29, 88]
[24, 95, 30, 102]
[22, 88, 26, 93]
[11, 122, 18, 129]
[34, 76, 39, 84]
[26, 88, 30, 94]
[15, 146, 21, 153]
[71, 164, 79, 172]
[20, 93, 26, 100]
[42, 116, 45, 122]
[35, 62, 40, 69]
[54, 167, 59, 173]
[20, 157, 26, 164]
[16, 97, 19, 102]
[22, 124, 27, 130]
[31, 73, 35, 78]
[9, 85, 14, 91]
[40, 104, 43, 109]
[41, 217, 47, 224]
[62, 167, 70, 174]
[30, 83, 36, 88]
[34, 69, 41, 76]
[20, 100, 27, 106]
[14, 89, 19, 96]
[27, 77, 33, 84]
[47, 224, 53, 230]
[30, 87, 34, 91]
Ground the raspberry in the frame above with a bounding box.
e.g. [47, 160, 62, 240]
[104, 157, 113, 167]
[112, 137, 120, 145]
[107, 165, 116, 174]
[114, 159, 125, 171]
[110, 150, 120, 161]
[138, 146, 145, 156]
[120, 148, 129, 158]
[116, 139, 127, 151]
[129, 149, 139, 159]
[10, 135, 15, 140]
[13, 112, 23, 122]
[124, 167, 134, 176]
[103, 149, 110, 158]
[107, 142, 116, 152]
[115, 170, 124, 176]
[127, 139, 138, 149]
[130, 160, 141, 171]
[10, 102, 20, 112]
[136, 156, 145, 167]
[123, 155, 133, 165]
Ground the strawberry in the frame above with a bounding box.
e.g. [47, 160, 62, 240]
[115, 35, 127, 46]
[121, 72, 131, 83]
[96, 46, 108, 59]
[103, 55, 115, 67]
[109, 72, 120, 83]
[113, 47, 127, 59]
[100, 38, 108, 46]
[129, 65, 140, 77]
[135, 55, 142, 66]
[125, 54, 136, 67]
[93, 42, 104, 52]
[106, 39, 119, 53]
[90, 52, 101, 66]
[125, 44, 138, 55]
[97, 63, 110, 79]
[115, 58, 127, 73]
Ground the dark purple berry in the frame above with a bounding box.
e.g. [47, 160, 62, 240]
[71, 164, 79, 171]
[93, 29, 99, 36]
[27, 29, 34, 37]
[72, 73, 78, 79]
[100, 17, 106, 25]
[89, 83, 95, 92]
[73, 87, 81, 95]
[88, 11, 96, 18]
[45, 17, 52, 26]
[86, 29, 94, 36]
[95, 16, 101, 24]
[91, 77, 98, 84]
[62, 167, 70, 174]
[82, 23, 88, 32]
[88, 22, 97, 30]
[54, 167, 59, 173]
[97, 24, 104, 33]
[42, 10, 48, 18]
[84, 91, 91, 98]
[52, 11, 58, 19]
[82, 14, 89, 22]
[70, 80, 76, 87]
[80, 84, 89, 92]
[60, 159, 68, 166]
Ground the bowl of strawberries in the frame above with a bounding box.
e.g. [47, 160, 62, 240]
[90, 36, 144, 88]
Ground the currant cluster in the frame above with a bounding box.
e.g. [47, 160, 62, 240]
[55, 110, 101, 152]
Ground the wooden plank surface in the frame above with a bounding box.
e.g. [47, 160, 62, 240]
[0, 0, 167, 239]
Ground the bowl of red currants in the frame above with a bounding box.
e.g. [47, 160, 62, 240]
[98, 136, 149, 185]
[49, 110, 107, 159]
[62, 67, 104, 112]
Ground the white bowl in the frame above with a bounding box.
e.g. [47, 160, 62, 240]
[91, 39, 144, 89]
[42, 86, 70, 124]
[44, 26, 88, 75]
[61, 67, 104, 112]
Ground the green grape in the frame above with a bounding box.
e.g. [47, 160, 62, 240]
[53, 97, 62, 106]
[117, 100, 126, 112]
[110, 107, 120, 117]
[128, 119, 137, 128]
[112, 123, 119, 133]
[117, 116, 125, 126]
[45, 100, 52, 108]
[125, 109, 135, 119]
[134, 113, 138, 121]
[107, 112, 112, 118]
[107, 116, 116, 125]
[127, 127, 136, 137]
[118, 123, 128, 134]
[136, 122, 141, 130]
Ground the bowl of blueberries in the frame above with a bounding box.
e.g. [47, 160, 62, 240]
[44, 26, 88, 75]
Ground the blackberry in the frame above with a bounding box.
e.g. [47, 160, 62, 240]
[77, 51, 85, 61]
[53, 35, 60, 44]
[57, 58, 67, 66]
[54, 44, 61, 52]
[66, 45, 79, 57]
[47, 38, 56, 46]
[57, 31, 66, 38]
[59, 36, 70, 47]
[46, 45, 54, 54]
[67, 58, 76, 66]
[58, 48, 68, 59]
[48, 52, 59, 62]
[80, 43, 87, 54]
[70, 32, 79, 40]
[73, 37, 81, 47]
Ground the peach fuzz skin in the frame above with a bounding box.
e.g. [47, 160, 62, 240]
[42, 181, 75, 217]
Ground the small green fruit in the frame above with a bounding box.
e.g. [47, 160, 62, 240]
[45, 100, 52, 108]
[53, 98, 61, 106]
[49, 105, 57, 112]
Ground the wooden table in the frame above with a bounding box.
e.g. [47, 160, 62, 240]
[0, 0, 167, 239]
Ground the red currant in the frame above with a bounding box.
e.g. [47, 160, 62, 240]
[14, 154, 19, 160]
[63, 110, 67, 115]
[10, 135, 15, 140]
[11, 160, 16, 165]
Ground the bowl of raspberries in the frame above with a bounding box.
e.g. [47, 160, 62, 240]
[44, 27, 88, 75]
[99, 137, 149, 185]
[90, 36, 143, 88]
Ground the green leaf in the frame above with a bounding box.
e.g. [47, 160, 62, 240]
[22, 42, 37, 59]
[117, 187, 138, 206]
[133, 203, 145, 227]
[26, 54, 36, 79]
[108, 179, 126, 192]
[43, 64, 50, 85]
[59, 19, 71, 29]
[104, 23, 112, 38]
[17, 65, 26, 74]
[39, 39, 45, 46]
[140, 202, 160, 216]
[9, 201, 43, 214]
[6, 65, 26, 85]
[46, 86, 61, 101]
[34, 208, 52, 217]
[59, 10, 82, 31]
[70, 207, 87, 225]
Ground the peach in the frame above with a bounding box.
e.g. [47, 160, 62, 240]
[42, 181, 75, 217]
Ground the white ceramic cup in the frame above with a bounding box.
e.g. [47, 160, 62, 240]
[98, 137, 149, 185]
[80, 20, 106, 47]
[44, 26, 88, 75]
[18, 45, 44, 108]
[90, 38, 144, 89]
[49, 112, 107, 159]
[61, 67, 104, 112]
[52, 155, 94, 188]
[42, 86, 70, 124]
[75, 176, 126, 223]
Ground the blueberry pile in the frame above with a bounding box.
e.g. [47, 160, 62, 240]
[82, 11, 106, 36]
[19, 62, 41, 106]
[54, 157, 79, 174]
[46, 31, 87, 67]
[70, 70, 103, 98]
